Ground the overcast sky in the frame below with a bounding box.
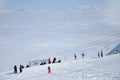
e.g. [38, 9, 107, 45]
[0, 0, 120, 72]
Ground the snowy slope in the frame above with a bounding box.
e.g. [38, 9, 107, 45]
[57, 42, 119, 62]
[0, 54, 120, 80]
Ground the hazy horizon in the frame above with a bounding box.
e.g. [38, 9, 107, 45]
[0, 0, 120, 72]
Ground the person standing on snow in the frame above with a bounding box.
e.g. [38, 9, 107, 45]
[52, 57, 56, 63]
[82, 53, 85, 59]
[48, 58, 51, 64]
[58, 59, 61, 63]
[101, 50, 103, 57]
[48, 66, 51, 74]
[74, 54, 77, 60]
[14, 65, 17, 73]
[98, 51, 100, 58]
[19, 64, 23, 73]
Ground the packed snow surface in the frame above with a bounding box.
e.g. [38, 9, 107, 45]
[0, 54, 120, 80]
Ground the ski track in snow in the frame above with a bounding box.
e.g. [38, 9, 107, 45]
[0, 54, 120, 80]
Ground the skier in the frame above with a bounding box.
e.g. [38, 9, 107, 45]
[19, 64, 23, 73]
[26, 65, 29, 68]
[14, 65, 17, 73]
[82, 53, 85, 59]
[101, 50, 103, 57]
[48, 58, 51, 64]
[74, 54, 77, 60]
[58, 59, 61, 63]
[48, 66, 51, 74]
[98, 51, 100, 58]
[52, 57, 56, 63]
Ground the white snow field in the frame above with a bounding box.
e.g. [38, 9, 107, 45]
[0, 53, 120, 80]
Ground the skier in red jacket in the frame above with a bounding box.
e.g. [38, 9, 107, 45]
[48, 66, 51, 74]
[48, 58, 51, 64]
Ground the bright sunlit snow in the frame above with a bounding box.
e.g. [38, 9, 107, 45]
[0, 54, 120, 80]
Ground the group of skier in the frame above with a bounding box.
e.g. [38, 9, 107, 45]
[74, 53, 85, 60]
[48, 57, 61, 64]
[14, 57, 61, 74]
[74, 50, 104, 60]
[14, 64, 27, 74]
[14, 64, 51, 74]
[40, 57, 61, 65]
[48, 50, 104, 74]
[14, 50, 104, 74]
[47, 57, 61, 74]
[98, 50, 104, 58]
